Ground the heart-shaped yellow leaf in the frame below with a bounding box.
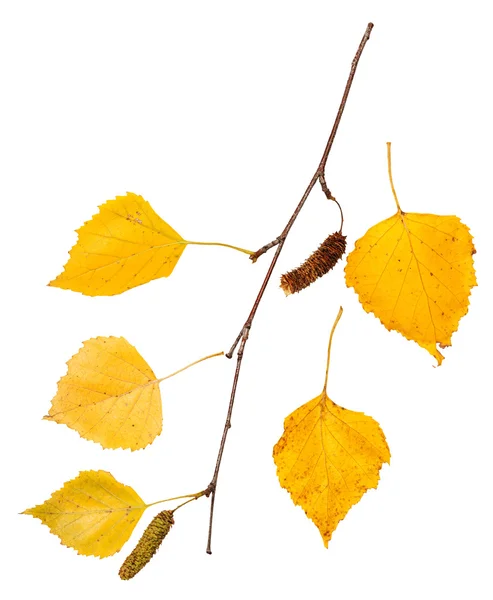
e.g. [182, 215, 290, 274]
[274, 392, 389, 546]
[45, 336, 162, 450]
[23, 471, 148, 558]
[345, 212, 476, 364]
[274, 308, 390, 546]
[345, 144, 476, 364]
[49, 192, 187, 296]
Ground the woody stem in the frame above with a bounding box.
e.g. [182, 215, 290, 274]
[205, 22, 375, 554]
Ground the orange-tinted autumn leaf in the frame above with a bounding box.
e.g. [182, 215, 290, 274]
[274, 391, 389, 546]
[22, 471, 148, 558]
[345, 144, 476, 365]
[49, 192, 252, 296]
[45, 336, 162, 450]
[273, 307, 390, 546]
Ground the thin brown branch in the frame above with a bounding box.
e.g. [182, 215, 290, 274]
[225, 327, 245, 359]
[206, 333, 248, 553]
[250, 22, 373, 263]
[205, 22, 374, 554]
[172, 492, 206, 513]
[249, 235, 285, 263]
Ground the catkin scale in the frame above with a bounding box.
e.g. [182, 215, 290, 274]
[280, 231, 346, 295]
[119, 510, 174, 580]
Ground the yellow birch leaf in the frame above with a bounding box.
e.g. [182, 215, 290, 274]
[49, 192, 252, 296]
[49, 193, 186, 295]
[345, 144, 476, 365]
[273, 308, 390, 546]
[44, 336, 162, 450]
[22, 470, 148, 558]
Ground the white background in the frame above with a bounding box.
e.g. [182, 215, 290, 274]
[1, 1, 492, 598]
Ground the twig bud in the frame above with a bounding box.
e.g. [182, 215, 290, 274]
[119, 510, 174, 580]
[280, 231, 346, 295]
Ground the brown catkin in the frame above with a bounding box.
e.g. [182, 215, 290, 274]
[119, 510, 174, 580]
[280, 231, 346, 295]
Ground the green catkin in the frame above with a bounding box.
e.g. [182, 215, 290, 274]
[119, 510, 174, 580]
[280, 231, 346, 295]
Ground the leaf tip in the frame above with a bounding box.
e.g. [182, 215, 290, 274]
[428, 344, 445, 366]
[47, 276, 65, 290]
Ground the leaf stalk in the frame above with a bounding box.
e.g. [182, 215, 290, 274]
[146, 491, 206, 510]
[323, 306, 344, 393]
[386, 142, 402, 212]
[186, 240, 254, 255]
[157, 351, 224, 384]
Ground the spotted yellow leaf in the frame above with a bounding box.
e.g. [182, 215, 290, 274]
[45, 336, 162, 450]
[273, 308, 390, 546]
[345, 144, 476, 365]
[49, 192, 252, 296]
[22, 471, 148, 558]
